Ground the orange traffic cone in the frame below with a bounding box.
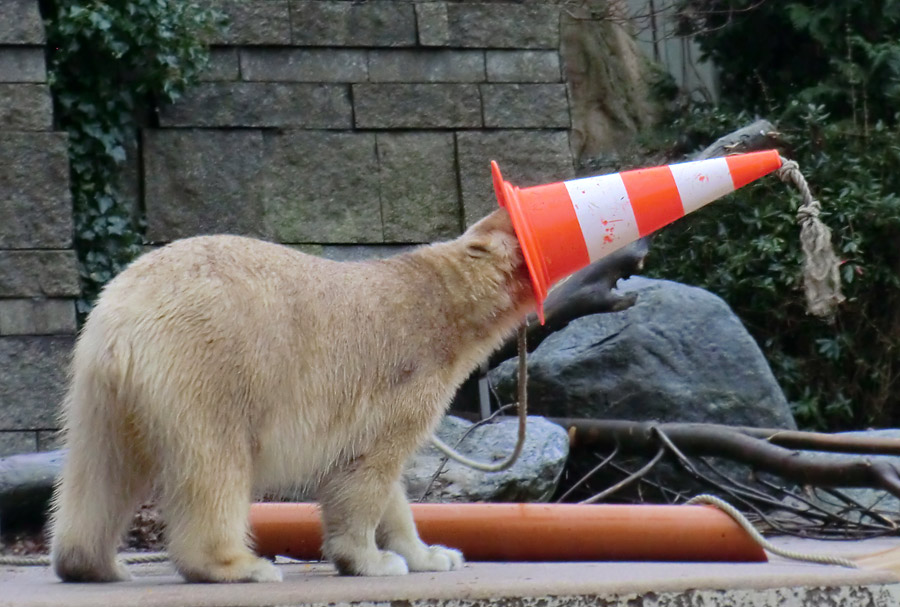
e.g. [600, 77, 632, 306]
[492, 149, 783, 322]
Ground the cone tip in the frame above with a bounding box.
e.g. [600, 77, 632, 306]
[725, 149, 783, 189]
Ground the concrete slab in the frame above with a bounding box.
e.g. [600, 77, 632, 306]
[3, 538, 900, 607]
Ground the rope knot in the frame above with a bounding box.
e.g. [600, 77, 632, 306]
[795, 198, 821, 223]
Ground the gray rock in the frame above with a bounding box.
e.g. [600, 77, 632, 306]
[368, 50, 485, 83]
[406, 415, 569, 503]
[206, 0, 291, 46]
[377, 132, 461, 243]
[0, 0, 45, 44]
[291, 1, 417, 47]
[261, 131, 382, 243]
[481, 83, 571, 128]
[0, 47, 46, 83]
[0, 449, 64, 529]
[490, 277, 795, 429]
[158, 82, 352, 128]
[0, 132, 72, 249]
[456, 130, 574, 227]
[144, 129, 267, 242]
[353, 83, 482, 129]
[486, 50, 562, 83]
[0, 251, 80, 298]
[239, 48, 367, 83]
[0, 336, 73, 431]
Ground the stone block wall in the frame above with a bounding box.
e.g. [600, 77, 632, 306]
[0, 1, 579, 455]
[0, 0, 79, 455]
[145, 0, 577, 254]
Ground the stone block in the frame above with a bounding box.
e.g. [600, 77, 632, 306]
[262, 131, 382, 243]
[206, 0, 291, 45]
[144, 129, 266, 242]
[0, 251, 80, 298]
[482, 83, 570, 128]
[0, 432, 38, 457]
[456, 130, 574, 226]
[0, 336, 73, 431]
[118, 133, 142, 228]
[0, 0, 45, 44]
[291, 1, 417, 46]
[159, 82, 352, 128]
[198, 47, 240, 81]
[415, 2, 450, 46]
[377, 132, 461, 242]
[37, 430, 63, 452]
[0, 132, 73, 249]
[369, 50, 484, 83]
[486, 50, 561, 82]
[240, 49, 367, 82]
[353, 84, 481, 129]
[0, 299, 77, 336]
[0, 47, 46, 82]
[0, 84, 52, 130]
[444, 3, 561, 49]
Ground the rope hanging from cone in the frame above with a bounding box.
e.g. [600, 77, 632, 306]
[775, 157, 846, 319]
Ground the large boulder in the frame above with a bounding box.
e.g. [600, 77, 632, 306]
[490, 277, 796, 429]
[406, 415, 569, 503]
[489, 277, 796, 503]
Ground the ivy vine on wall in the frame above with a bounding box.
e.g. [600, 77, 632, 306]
[43, 0, 224, 316]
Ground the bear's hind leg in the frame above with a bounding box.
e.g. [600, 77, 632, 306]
[50, 410, 150, 582]
[160, 442, 281, 583]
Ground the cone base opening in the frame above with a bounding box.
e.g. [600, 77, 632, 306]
[491, 161, 548, 324]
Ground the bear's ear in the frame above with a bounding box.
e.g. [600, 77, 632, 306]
[465, 208, 516, 239]
[466, 240, 492, 259]
[464, 209, 515, 259]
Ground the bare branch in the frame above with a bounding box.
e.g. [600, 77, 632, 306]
[550, 418, 900, 500]
[579, 446, 666, 504]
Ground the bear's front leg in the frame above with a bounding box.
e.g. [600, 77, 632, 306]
[317, 456, 410, 576]
[376, 481, 464, 572]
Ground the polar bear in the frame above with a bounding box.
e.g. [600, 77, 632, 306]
[49, 208, 534, 583]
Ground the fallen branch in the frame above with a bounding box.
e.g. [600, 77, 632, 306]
[549, 418, 900, 499]
[555, 417, 900, 455]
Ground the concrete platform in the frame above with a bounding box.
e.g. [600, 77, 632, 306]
[4, 538, 900, 607]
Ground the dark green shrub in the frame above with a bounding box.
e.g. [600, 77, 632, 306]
[43, 0, 223, 314]
[643, 2, 900, 429]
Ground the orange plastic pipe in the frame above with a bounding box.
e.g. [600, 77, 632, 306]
[249, 502, 767, 563]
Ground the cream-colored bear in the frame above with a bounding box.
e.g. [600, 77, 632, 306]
[49, 208, 534, 583]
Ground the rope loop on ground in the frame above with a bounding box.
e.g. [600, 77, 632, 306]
[0, 551, 169, 567]
[686, 494, 858, 568]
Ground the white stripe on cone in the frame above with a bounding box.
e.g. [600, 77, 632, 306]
[669, 157, 736, 215]
[565, 173, 640, 264]
[564, 157, 740, 262]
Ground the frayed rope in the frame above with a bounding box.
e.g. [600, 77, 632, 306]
[775, 157, 845, 319]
